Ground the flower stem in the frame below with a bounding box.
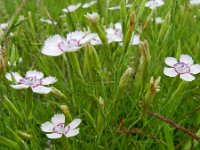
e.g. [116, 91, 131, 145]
[25, 88, 33, 118]
[146, 111, 200, 142]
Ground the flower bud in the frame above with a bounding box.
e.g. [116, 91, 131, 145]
[60, 105, 72, 122]
[142, 76, 161, 111]
[0, 46, 6, 73]
[51, 87, 68, 100]
[119, 67, 134, 88]
[85, 12, 99, 27]
[123, 11, 136, 53]
[140, 40, 150, 62]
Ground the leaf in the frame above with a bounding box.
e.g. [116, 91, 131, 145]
[163, 123, 174, 150]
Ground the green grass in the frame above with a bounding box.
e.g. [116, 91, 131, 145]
[1, 0, 200, 149]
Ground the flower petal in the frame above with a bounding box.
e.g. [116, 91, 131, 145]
[5, 72, 24, 82]
[130, 34, 141, 45]
[165, 57, 178, 67]
[25, 70, 44, 79]
[41, 121, 54, 132]
[82, 1, 97, 8]
[51, 114, 65, 125]
[31, 85, 52, 94]
[64, 46, 82, 52]
[68, 119, 81, 130]
[179, 54, 193, 65]
[46, 133, 62, 139]
[10, 84, 29, 89]
[190, 64, 200, 74]
[163, 67, 178, 77]
[180, 73, 195, 81]
[41, 77, 57, 85]
[115, 22, 122, 30]
[41, 34, 65, 56]
[79, 33, 97, 44]
[5, 73, 12, 81]
[65, 128, 80, 137]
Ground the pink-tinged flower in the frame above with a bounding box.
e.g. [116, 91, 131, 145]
[145, 0, 164, 9]
[164, 54, 200, 81]
[62, 3, 82, 13]
[41, 31, 96, 56]
[5, 70, 57, 94]
[82, 0, 97, 8]
[41, 114, 81, 139]
[106, 22, 123, 43]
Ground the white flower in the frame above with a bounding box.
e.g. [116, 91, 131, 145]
[82, 0, 97, 8]
[90, 33, 102, 45]
[0, 23, 8, 30]
[105, 23, 140, 46]
[145, 0, 164, 9]
[41, 114, 81, 139]
[62, 3, 82, 13]
[106, 22, 123, 43]
[164, 54, 200, 81]
[108, 4, 131, 10]
[5, 70, 57, 94]
[40, 18, 57, 25]
[190, 0, 200, 5]
[85, 12, 99, 26]
[41, 31, 96, 56]
[130, 34, 141, 45]
[152, 17, 163, 24]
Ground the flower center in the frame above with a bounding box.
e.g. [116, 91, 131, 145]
[67, 38, 80, 46]
[174, 62, 190, 74]
[20, 76, 42, 87]
[115, 30, 123, 38]
[53, 123, 65, 135]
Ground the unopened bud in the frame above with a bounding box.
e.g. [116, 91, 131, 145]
[142, 76, 161, 111]
[140, 40, 151, 62]
[149, 76, 161, 94]
[0, 46, 6, 73]
[129, 11, 136, 29]
[85, 12, 99, 27]
[51, 87, 67, 100]
[119, 67, 134, 88]
[60, 105, 72, 122]
[98, 97, 104, 109]
[16, 130, 32, 140]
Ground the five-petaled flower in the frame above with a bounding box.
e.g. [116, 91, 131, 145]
[145, 0, 164, 9]
[5, 70, 57, 94]
[41, 31, 96, 56]
[164, 54, 200, 81]
[41, 114, 81, 139]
